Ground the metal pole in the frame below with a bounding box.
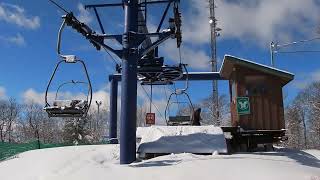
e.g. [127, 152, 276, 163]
[109, 78, 118, 144]
[150, 83, 152, 113]
[96, 100, 102, 130]
[96, 101, 101, 115]
[120, 0, 139, 164]
[209, 0, 219, 126]
[270, 42, 275, 67]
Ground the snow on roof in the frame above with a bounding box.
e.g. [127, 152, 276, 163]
[220, 55, 294, 82]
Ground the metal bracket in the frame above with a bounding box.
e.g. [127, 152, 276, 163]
[139, 30, 174, 58]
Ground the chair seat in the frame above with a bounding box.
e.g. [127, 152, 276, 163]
[44, 107, 86, 117]
[168, 116, 191, 126]
[44, 100, 88, 118]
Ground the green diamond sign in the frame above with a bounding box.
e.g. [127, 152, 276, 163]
[237, 97, 250, 115]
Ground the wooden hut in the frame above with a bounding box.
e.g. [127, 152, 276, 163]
[220, 55, 294, 131]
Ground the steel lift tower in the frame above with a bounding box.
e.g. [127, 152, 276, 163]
[209, 0, 221, 126]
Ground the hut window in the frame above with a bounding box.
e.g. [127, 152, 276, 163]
[246, 85, 267, 96]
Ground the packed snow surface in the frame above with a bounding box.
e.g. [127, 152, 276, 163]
[0, 145, 319, 180]
[137, 125, 227, 154]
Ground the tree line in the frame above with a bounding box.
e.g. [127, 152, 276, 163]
[0, 100, 109, 145]
[284, 81, 320, 149]
[1, 81, 319, 150]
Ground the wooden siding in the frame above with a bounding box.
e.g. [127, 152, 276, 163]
[229, 66, 285, 130]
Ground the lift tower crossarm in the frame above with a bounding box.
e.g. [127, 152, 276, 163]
[85, 0, 176, 9]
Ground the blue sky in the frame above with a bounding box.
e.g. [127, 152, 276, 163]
[0, 0, 320, 113]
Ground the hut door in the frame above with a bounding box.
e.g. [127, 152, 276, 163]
[245, 76, 267, 130]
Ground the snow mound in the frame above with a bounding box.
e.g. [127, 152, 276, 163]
[137, 125, 227, 154]
[305, 149, 320, 160]
[0, 145, 319, 180]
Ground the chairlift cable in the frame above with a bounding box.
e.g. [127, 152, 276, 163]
[150, 83, 152, 113]
[52, 0, 120, 66]
[276, 37, 320, 48]
[102, 45, 121, 65]
[276, 50, 320, 54]
[48, 0, 69, 14]
[178, 47, 182, 64]
[139, 84, 166, 122]
[164, 85, 169, 101]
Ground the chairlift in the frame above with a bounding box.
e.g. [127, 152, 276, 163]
[44, 15, 93, 118]
[165, 91, 194, 126]
[164, 64, 195, 126]
[44, 60, 93, 118]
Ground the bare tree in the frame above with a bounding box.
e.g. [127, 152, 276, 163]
[285, 103, 305, 149]
[284, 81, 320, 149]
[0, 98, 20, 142]
[200, 94, 230, 126]
[0, 100, 7, 142]
[86, 108, 109, 143]
[137, 105, 148, 127]
[24, 102, 47, 148]
[302, 82, 320, 149]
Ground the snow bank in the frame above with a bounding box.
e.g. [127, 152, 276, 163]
[305, 149, 320, 160]
[137, 126, 227, 154]
[0, 145, 319, 180]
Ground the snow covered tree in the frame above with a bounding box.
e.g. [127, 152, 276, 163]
[0, 98, 20, 142]
[301, 82, 320, 149]
[137, 105, 148, 127]
[199, 94, 230, 126]
[285, 103, 305, 149]
[86, 108, 109, 143]
[63, 117, 91, 145]
[24, 102, 46, 148]
[284, 81, 320, 149]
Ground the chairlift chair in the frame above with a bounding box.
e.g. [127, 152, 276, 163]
[165, 88, 194, 126]
[44, 60, 93, 118]
[44, 15, 93, 118]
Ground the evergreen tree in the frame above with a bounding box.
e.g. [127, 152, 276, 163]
[63, 117, 91, 145]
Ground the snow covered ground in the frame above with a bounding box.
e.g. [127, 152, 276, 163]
[0, 145, 319, 180]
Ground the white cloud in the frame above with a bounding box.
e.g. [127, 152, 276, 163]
[292, 69, 320, 89]
[161, 40, 211, 70]
[0, 3, 40, 29]
[310, 70, 320, 81]
[22, 89, 45, 105]
[0, 86, 7, 99]
[0, 33, 26, 46]
[91, 90, 110, 109]
[156, 0, 320, 71]
[76, 3, 93, 24]
[182, 0, 320, 46]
